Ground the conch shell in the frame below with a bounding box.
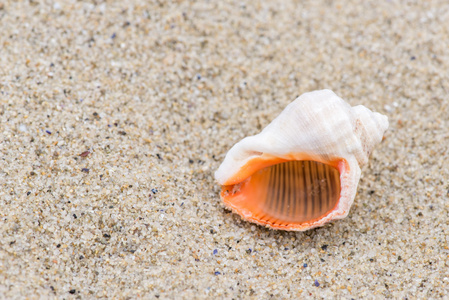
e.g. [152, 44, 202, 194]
[215, 90, 389, 231]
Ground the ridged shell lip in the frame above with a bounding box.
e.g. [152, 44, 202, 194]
[220, 154, 349, 231]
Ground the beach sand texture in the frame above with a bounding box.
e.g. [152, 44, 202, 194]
[1, 0, 448, 298]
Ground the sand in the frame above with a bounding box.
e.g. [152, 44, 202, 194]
[0, 0, 448, 298]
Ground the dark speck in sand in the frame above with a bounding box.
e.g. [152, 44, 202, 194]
[81, 168, 90, 173]
[79, 150, 91, 157]
[214, 271, 221, 275]
[45, 130, 51, 134]
[314, 280, 320, 287]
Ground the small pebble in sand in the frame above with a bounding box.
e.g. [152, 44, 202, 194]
[79, 150, 91, 157]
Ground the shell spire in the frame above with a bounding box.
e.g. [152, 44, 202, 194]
[352, 105, 389, 165]
[215, 89, 389, 231]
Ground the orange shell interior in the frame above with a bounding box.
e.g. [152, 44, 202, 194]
[220, 154, 344, 230]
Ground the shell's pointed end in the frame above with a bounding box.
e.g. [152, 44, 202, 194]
[221, 159, 346, 231]
[375, 112, 389, 135]
[352, 105, 390, 164]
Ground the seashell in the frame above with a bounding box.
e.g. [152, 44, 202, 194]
[215, 89, 389, 231]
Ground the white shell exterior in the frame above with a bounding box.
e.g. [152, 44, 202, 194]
[215, 89, 389, 227]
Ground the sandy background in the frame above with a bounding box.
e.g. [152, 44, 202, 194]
[1, 0, 448, 298]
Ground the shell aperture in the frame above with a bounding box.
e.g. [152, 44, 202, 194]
[222, 160, 341, 228]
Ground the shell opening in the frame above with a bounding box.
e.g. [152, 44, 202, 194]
[221, 160, 341, 228]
